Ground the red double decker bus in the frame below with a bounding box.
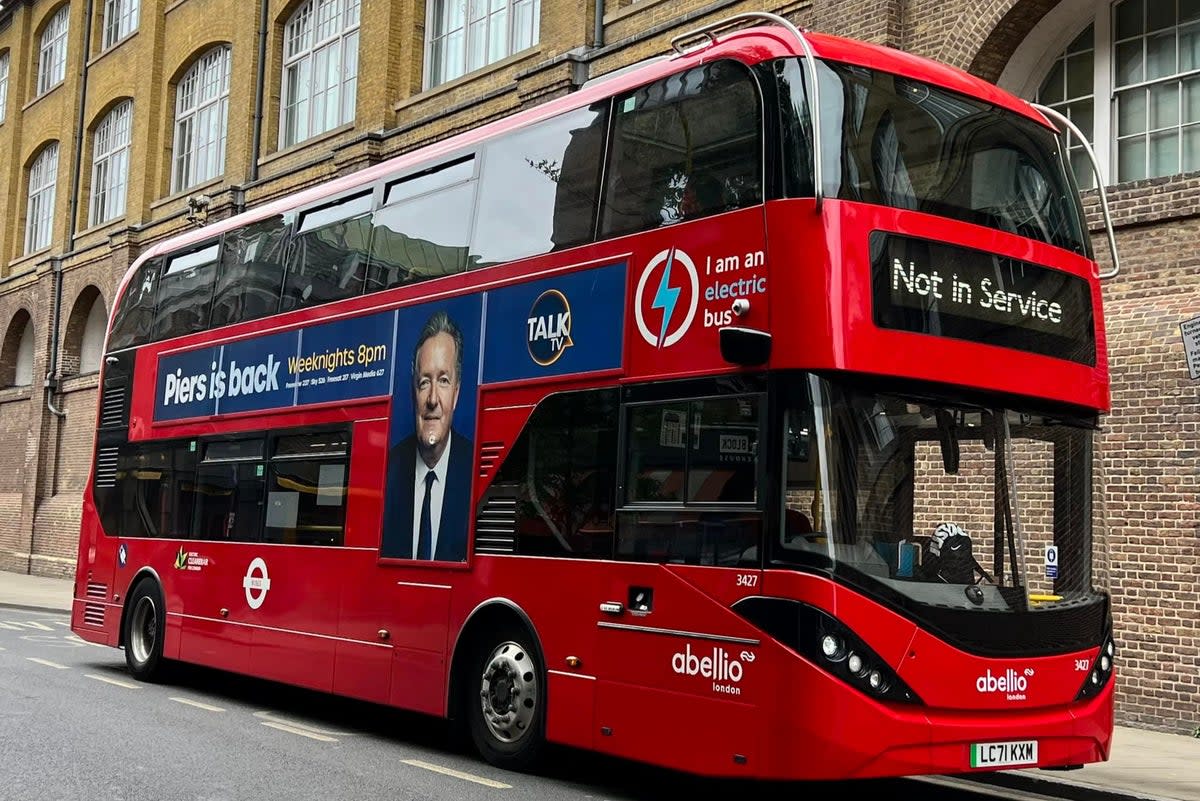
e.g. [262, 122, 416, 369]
[72, 12, 1119, 780]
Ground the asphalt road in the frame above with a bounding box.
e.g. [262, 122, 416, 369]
[0, 609, 1057, 801]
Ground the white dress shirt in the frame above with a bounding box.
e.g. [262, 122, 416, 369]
[411, 431, 451, 559]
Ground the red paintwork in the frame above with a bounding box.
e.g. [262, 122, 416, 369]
[71, 25, 1112, 781]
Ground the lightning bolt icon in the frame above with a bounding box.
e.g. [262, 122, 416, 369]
[650, 248, 681, 348]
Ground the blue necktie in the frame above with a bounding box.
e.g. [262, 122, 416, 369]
[417, 470, 435, 560]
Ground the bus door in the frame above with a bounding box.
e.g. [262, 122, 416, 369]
[591, 388, 768, 770]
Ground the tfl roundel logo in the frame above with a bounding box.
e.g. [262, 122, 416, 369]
[526, 289, 573, 366]
[636, 247, 699, 348]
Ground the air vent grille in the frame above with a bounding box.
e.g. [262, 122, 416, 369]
[94, 447, 119, 488]
[474, 494, 516, 554]
[83, 603, 105, 627]
[99, 382, 126, 428]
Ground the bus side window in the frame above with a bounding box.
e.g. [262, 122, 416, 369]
[264, 430, 349, 546]
[368, 161, 476, 292]
[618, 395, 763, 567]
[154, 243, 220, 341]
[471, 102, 608, 267]
[601, 60, 763, 238]
[211, 216, 289, 327]
[479, 389, 618, 559]
[283, 192, 373, 311]
[103, 441, 197, 539]
[192, 438, 265, 542]
[107, 257, 162, 351]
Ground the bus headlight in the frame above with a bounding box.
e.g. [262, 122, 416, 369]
[1075, 632, 1115, 701]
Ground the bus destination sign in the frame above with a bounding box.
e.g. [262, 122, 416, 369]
[870, 232, 1096, 365]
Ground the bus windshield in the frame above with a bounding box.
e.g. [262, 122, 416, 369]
[780, 376, 1106, 614]
[776, 58, 1090, 256]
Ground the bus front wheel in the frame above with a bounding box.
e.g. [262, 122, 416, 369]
[123, 578, 167, 682]
[467, 626, 545, 771]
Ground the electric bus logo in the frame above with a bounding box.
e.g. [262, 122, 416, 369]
[635, 247, 699, 348]
[526, 289, 573, 366]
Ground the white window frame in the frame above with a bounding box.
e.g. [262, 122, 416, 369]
[1003, 0, 1200, 187]
[90, 100, 133, 226]
[102, 0, 140, 50]
[37, 5, 70, 97]
[171, 46, 231, 193]
[26, 142, 59, 254]
[424, 0, 540, 89]
[0, 51, 9, 124]
[280, 0, 360, 148]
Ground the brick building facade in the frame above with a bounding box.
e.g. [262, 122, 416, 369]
[0, 0, 1194, 735]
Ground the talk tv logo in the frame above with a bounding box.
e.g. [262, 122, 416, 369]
[526, 289, 573, 366]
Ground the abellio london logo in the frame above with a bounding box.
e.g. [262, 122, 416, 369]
[635, 247, 699, 348]
[672, 643, 751, 696]
[526, 289, 573, 366]
[976, 667, 1034, 701]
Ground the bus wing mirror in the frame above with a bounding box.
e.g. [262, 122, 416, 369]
[719, 326, 771, 366]
[934, 408, 960, 474]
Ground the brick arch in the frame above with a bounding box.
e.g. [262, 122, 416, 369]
[909, 0, 1063, 78]
[967, 0, 1065, 83]
[166, 41, 233, 88]
[62, 286, 107, 376]
[0, 309, 35, 388]
[86, 95, 135, 133]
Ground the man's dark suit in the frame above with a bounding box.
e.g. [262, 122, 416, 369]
[380, 431, 473, 561]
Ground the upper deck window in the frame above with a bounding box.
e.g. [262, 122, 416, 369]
[154, 242, 219, 340]
[601, 60, 763, 239]
[369, 158, 477, 289]
[473, 102, 608, 265]
[777, 59, 1089, 256]
[283, 191, 373, 309]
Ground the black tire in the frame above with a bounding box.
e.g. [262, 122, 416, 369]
[123, 577, 168, 682]
[466, 625, 545, 771]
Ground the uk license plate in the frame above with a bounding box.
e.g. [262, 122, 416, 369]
[970, 740, 1038, 768]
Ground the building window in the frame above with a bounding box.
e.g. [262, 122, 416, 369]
[26, 143, 59, 254]
[1111, 0, 1200, 180]
[426, 0, 540, 88]
[1036, 25, 1097, 189]
[1012, 0, 1200, 186]
[37, 5, 70, 96]
[91, 100, 132, 226]
[281, 0, 360, 147]
[0, 51, 9, 124]
[172, 46, 231, 193]
[103, 0, 140, 50]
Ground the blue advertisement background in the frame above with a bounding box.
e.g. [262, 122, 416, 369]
[482, 262, 626, 384]
[388, 295, 483, 449]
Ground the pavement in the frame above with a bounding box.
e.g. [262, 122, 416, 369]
[2, 569, 1196, 799]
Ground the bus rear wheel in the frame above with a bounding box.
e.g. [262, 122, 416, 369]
[124, 578, 167, 682]
[467, 627, 545, 771]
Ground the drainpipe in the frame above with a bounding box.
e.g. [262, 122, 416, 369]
[48, 0, 96, 419]
[593, 0, 605, 48]
[250, 0, 269, 181]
